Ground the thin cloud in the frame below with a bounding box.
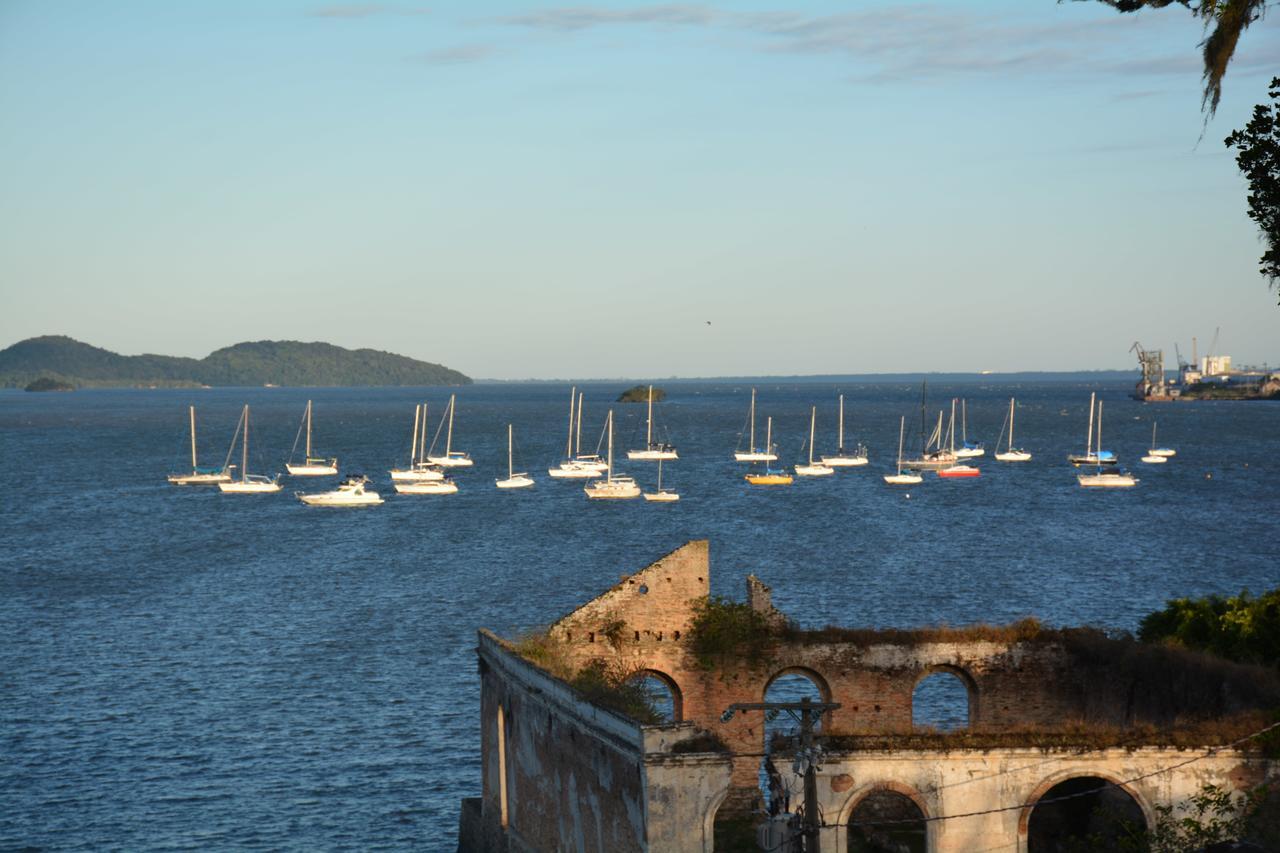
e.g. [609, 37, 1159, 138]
[418, 44, 498, 65]
[310, 4, 390, 18]
[500, 4, 716, 31]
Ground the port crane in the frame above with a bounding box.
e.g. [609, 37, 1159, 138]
[1130, 341, 1166, 399]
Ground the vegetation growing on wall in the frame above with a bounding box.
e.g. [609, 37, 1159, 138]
[568, 659, 663, 724]
[1138, 586, 1280, 669]
[687, 595, 779, 669]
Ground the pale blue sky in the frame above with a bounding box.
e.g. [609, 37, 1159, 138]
[1, 1, 1277, 378]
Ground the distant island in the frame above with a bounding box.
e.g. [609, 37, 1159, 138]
[618, 385, 666, 403]
[24, 376, 76, 392]
[0, 336, 471, 389]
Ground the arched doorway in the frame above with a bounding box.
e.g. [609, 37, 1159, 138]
[911, 667, 974, 731]
[1026, 776, 1146, 852]
[847, 787, 927, 853]
[627, 669, 682, 723]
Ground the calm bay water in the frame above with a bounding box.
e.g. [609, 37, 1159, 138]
[2, 381, 1277, 850]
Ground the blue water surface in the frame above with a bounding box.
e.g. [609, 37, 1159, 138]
[2, 381, 1276, 850]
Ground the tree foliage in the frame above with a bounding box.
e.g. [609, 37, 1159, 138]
[1225, 77, 1280, 300]
[1086, 1, 1268, 115]
[686, 595, 777, 670]
[1138, 586, 1280, 668]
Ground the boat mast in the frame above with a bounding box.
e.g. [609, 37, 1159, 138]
[749, 389, 757, 453]
[189, 406, 197, 470]
[765, 416, 773, 461]
[445, 394, 455, 456]
[646, 385, 653, 448]
[1086, 392, 1095, 457]
[242, 405, 250, 482]
[576, 392, 584, 457]
[508, 423, 514, 479]
[410, 404, 420, 467]
[419, 404, 429, 466]
[896, 415, 906, 474]
[606, 410, 614, 482]
[1097, 400, 1103, 455]
[566, 386, 576, 460]
[961, 399, 967, 445]
[657, 457, 663, 490]
[1151, 421, 1157, 451]
[948, 399, 957, 454]
[837, 394, 844, 451]
[808, 406, 817, 465]
[305, 400, 312, 459]
[1008, 398, 1015, 451]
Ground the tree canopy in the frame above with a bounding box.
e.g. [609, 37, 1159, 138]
[1225, 77, 1280, 301]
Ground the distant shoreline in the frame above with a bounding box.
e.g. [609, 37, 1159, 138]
[474, 370, 1141, 385]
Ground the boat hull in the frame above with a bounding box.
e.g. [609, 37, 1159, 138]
[1068, 454, 1117, 467]
[1150, 448, 1176, 458]
[794, 464, 834, 477]
[395, 481, 459, 495]
[427, 455, 473, 468]
[389, 467, 445, 482]
[496, 475, 535, 489]
[735, 451, 778, 462]
[286, 463, 338, 476]
[820, 455, 868, 467]
[168, 472, 231, 485]
[745, 473, 793, 485]
[298, 493, 383, 506]
[995, 451, 1032, 462]
[218, 480, 282, 494]
[937, 465, 981, 478]
[955, 447, 985, 459]
[1077, 473, 1138, 488]
[1140, 455, 1167, 464]
[627, 449, 679, 460]
[643, 491, 680, 502]
[883, 473, 923, 485]
[901, 455, 958, 471]
[547, 465, 599, 479]
[584, 478, 641, 499]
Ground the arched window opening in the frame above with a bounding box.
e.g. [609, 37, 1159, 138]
[628, 671, 681, 723]
[496, 705, 508, 828]
[848, 789, 926, 853]
[759, 671, 829, 817]
[912, 670, 971, 731]
[764, 671, 829, 744]
[1027, 777, 1145, 852]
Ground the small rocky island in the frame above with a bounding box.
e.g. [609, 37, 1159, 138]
[617, 385, 666, 403]
[24, 377, 76, 392]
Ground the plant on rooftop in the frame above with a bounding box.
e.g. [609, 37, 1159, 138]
[687, 595, 778, 670]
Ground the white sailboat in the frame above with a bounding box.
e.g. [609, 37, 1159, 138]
[627, 385, 678, 460]
[795, 406, 834, 477]
[389, 403, 445, 482]
[734, 388, 778, 462]
[1078, 400, 1137, 487]
[936, 400, 981, 478]
[496, 424, 535, 489]
[744, 417, 793, 485]
[994, 398, 1032, 462]
[1068, 393, 1116, 467]
[820, 394, 868, 467]
[643, 457, 680, 502]
[394, 477, 459, 495]
[884, 416, 923, 485]
[297, 475, 383, 506]
[218, 405, 283, 493]
[285, 400, 338, 476]
[168, 406, 232, 485]
[902, 402, 958, 471]
[549, 388, 608, 478]
[584, 411, 641, 499]
[955, 399, 985, 458]
[1141, 423, 1168, 464]
[426, 394, 474, 468]
[1148, 422, 1176, 458]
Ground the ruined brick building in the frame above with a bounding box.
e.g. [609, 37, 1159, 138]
[458, 541, 1279, 852]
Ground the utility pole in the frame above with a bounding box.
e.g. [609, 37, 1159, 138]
[723, 698, 841, 853]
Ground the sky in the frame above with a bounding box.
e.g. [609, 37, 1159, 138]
[1, 1, 1277, 379]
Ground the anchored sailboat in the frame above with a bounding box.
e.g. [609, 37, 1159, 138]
[820, 394, 868, 467]
[627, 385, 678, 460]
[426, 394, 474, 468]
[884, 416, 923, 485]
[496, 424, 535, 489]
[954, 399, 984, 458]
[168, 406, 232, 485]
[795, 406, 834, 477]
[994, 398, 1032, 462]
[745, 417, 793, 485]
[584, 411, 641, 499]
[734, 389, 778, 462]
[1077, 400, 1137, 487]
[1068, 393, 1116, 467]
[285, 400, 338, 476]
[549, 387, 608, 478]
[1141, 423, 1168, 465]
[937, 399, 981, 477]
[390, 403, 445, 482]
[643, 458, 680, 502]
[218, 405, 283, 493]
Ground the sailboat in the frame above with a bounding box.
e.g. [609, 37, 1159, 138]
[1068, 393, 1117, 467]
[1141, 423, 1168, 464]
[794, 407, 834, 477]
[285, 400, 338, 476]
[584, 411, 641, 499]
[1148, 422, 1176, 458]
[936, 400, 981, 477]
[390, 403, 445, 482]
[902, 384, 957, 470]
[549, 388, 608, 478]
[168, 406, 232, 485]
[217, 405, 283, 493]
[496, 424, 535, 489]
[297, 474, 383, 506]
[993, 398, 1032, 462]
[954, 399, 985, 458]
[426, 394, 474, 467]
[820, 394, 868, 467]
[734, 389, 778, 462]
[643, 458, 680, 502]
[627, 385, 678, 460]
[1077, 400, 1137, 487]
[884, 416, 923, 485]
[745, 417, 793, 485]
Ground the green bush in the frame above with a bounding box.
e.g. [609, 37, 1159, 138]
[687, 595, 776, 670]
[1139, 587, 1280, 668]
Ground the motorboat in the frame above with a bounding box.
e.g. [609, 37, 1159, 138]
[820, 394, 869, 467]
[627, 385, 678, 460]
[168, 405, 232, 485]
[297, 475, 383, 506]
[795, 406, 834, 477]
[285, 400, 338, 476]
[218, 405, 283, 494]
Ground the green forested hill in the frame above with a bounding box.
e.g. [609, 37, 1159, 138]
[0, 336, 470, 388]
